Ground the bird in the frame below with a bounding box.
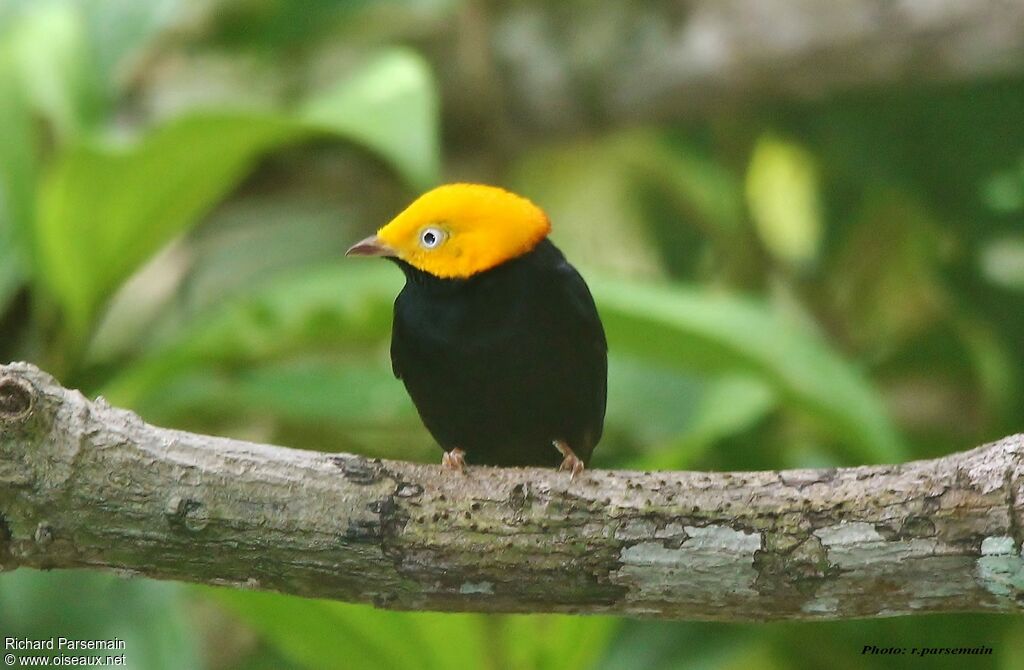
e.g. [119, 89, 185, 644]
[346, 183, 607, 475]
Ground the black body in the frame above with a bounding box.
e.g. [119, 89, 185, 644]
[390, 239, 607, 467]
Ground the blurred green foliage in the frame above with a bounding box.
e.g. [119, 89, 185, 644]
[1, 1, 1022, 668]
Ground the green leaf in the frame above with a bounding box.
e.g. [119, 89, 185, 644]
[200, 361, 412, 425]
[129, 359, 417, 433]
[745, 134, 823, 268]
[509, 138, 667, 279]
[109, 264, 901, 463]
[79, 0, 184, 90]
[97, 263, 423, 456]
[636, 375, 777, 471]
[623, 131, 745, 235]
[7, 3, 102, 138]
[0, 46, 35, 302]
[209, 590, 489, 670]
[5, 1, 183, 139]
[36, 112, 305, 338]
[209, 589, 617, 670]
[504, 613, 619, 670]
[954, 317, 1019, 425]
[829, 192, 947, 351]
[302, 49, 440, 190]
[980, 235, 1024, 291]
[981, 170, 1024, 213]
[592, 277, 905, 463]
[605, 356, 706, 449]
[597, 620, 765, 670]
[101, 263, 402, 407]
[35, 48, 440, 343]
[0, 252, 19, 317]
[0, 571, 198, 670]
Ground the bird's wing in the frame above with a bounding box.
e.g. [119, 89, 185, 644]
[551, 258, 608, 447]
[553, 258, 607, 353]
[390, 295, 405, 380]
[390, 323, 404, 380]
[390, 351, 403, 379]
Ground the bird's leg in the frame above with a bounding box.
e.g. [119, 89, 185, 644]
[554, 440, 585, 478]
[441, 447, 467, 473]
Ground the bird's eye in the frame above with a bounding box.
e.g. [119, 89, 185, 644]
[420, 227, 446, 249]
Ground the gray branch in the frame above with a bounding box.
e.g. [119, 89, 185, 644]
[443, 0, 1024, 135]
[1, 362, 1023, 620]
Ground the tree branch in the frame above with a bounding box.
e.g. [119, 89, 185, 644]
[441, 0, 1024, 136]
[1, 362, 1022, 620]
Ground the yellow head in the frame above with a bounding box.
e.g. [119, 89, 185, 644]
[346, 184, 551, 279]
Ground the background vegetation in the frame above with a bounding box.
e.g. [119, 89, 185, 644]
[1, 1, 1022, 668]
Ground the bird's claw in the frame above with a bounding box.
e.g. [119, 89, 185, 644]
[441, 448, 467, 473]
[554, 440, 585, 479]
[559, 454, 585, 479]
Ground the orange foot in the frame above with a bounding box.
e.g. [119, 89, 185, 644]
[554, 440, 585, 479]
[441, 448, 467, 473]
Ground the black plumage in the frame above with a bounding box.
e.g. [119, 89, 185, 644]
[389, 239, 607, 467]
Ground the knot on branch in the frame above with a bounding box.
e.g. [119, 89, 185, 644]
[165, 496, 210, 533]
[0, 375, 34, 422]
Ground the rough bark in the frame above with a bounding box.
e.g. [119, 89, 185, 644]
[1, 361, 1023, 621]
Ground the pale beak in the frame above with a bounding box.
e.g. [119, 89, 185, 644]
[346, 234, 397, 258]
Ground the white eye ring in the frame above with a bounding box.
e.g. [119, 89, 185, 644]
[419, 226, 446, 249]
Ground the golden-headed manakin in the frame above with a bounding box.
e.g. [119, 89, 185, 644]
[347, 184, 606, 474]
